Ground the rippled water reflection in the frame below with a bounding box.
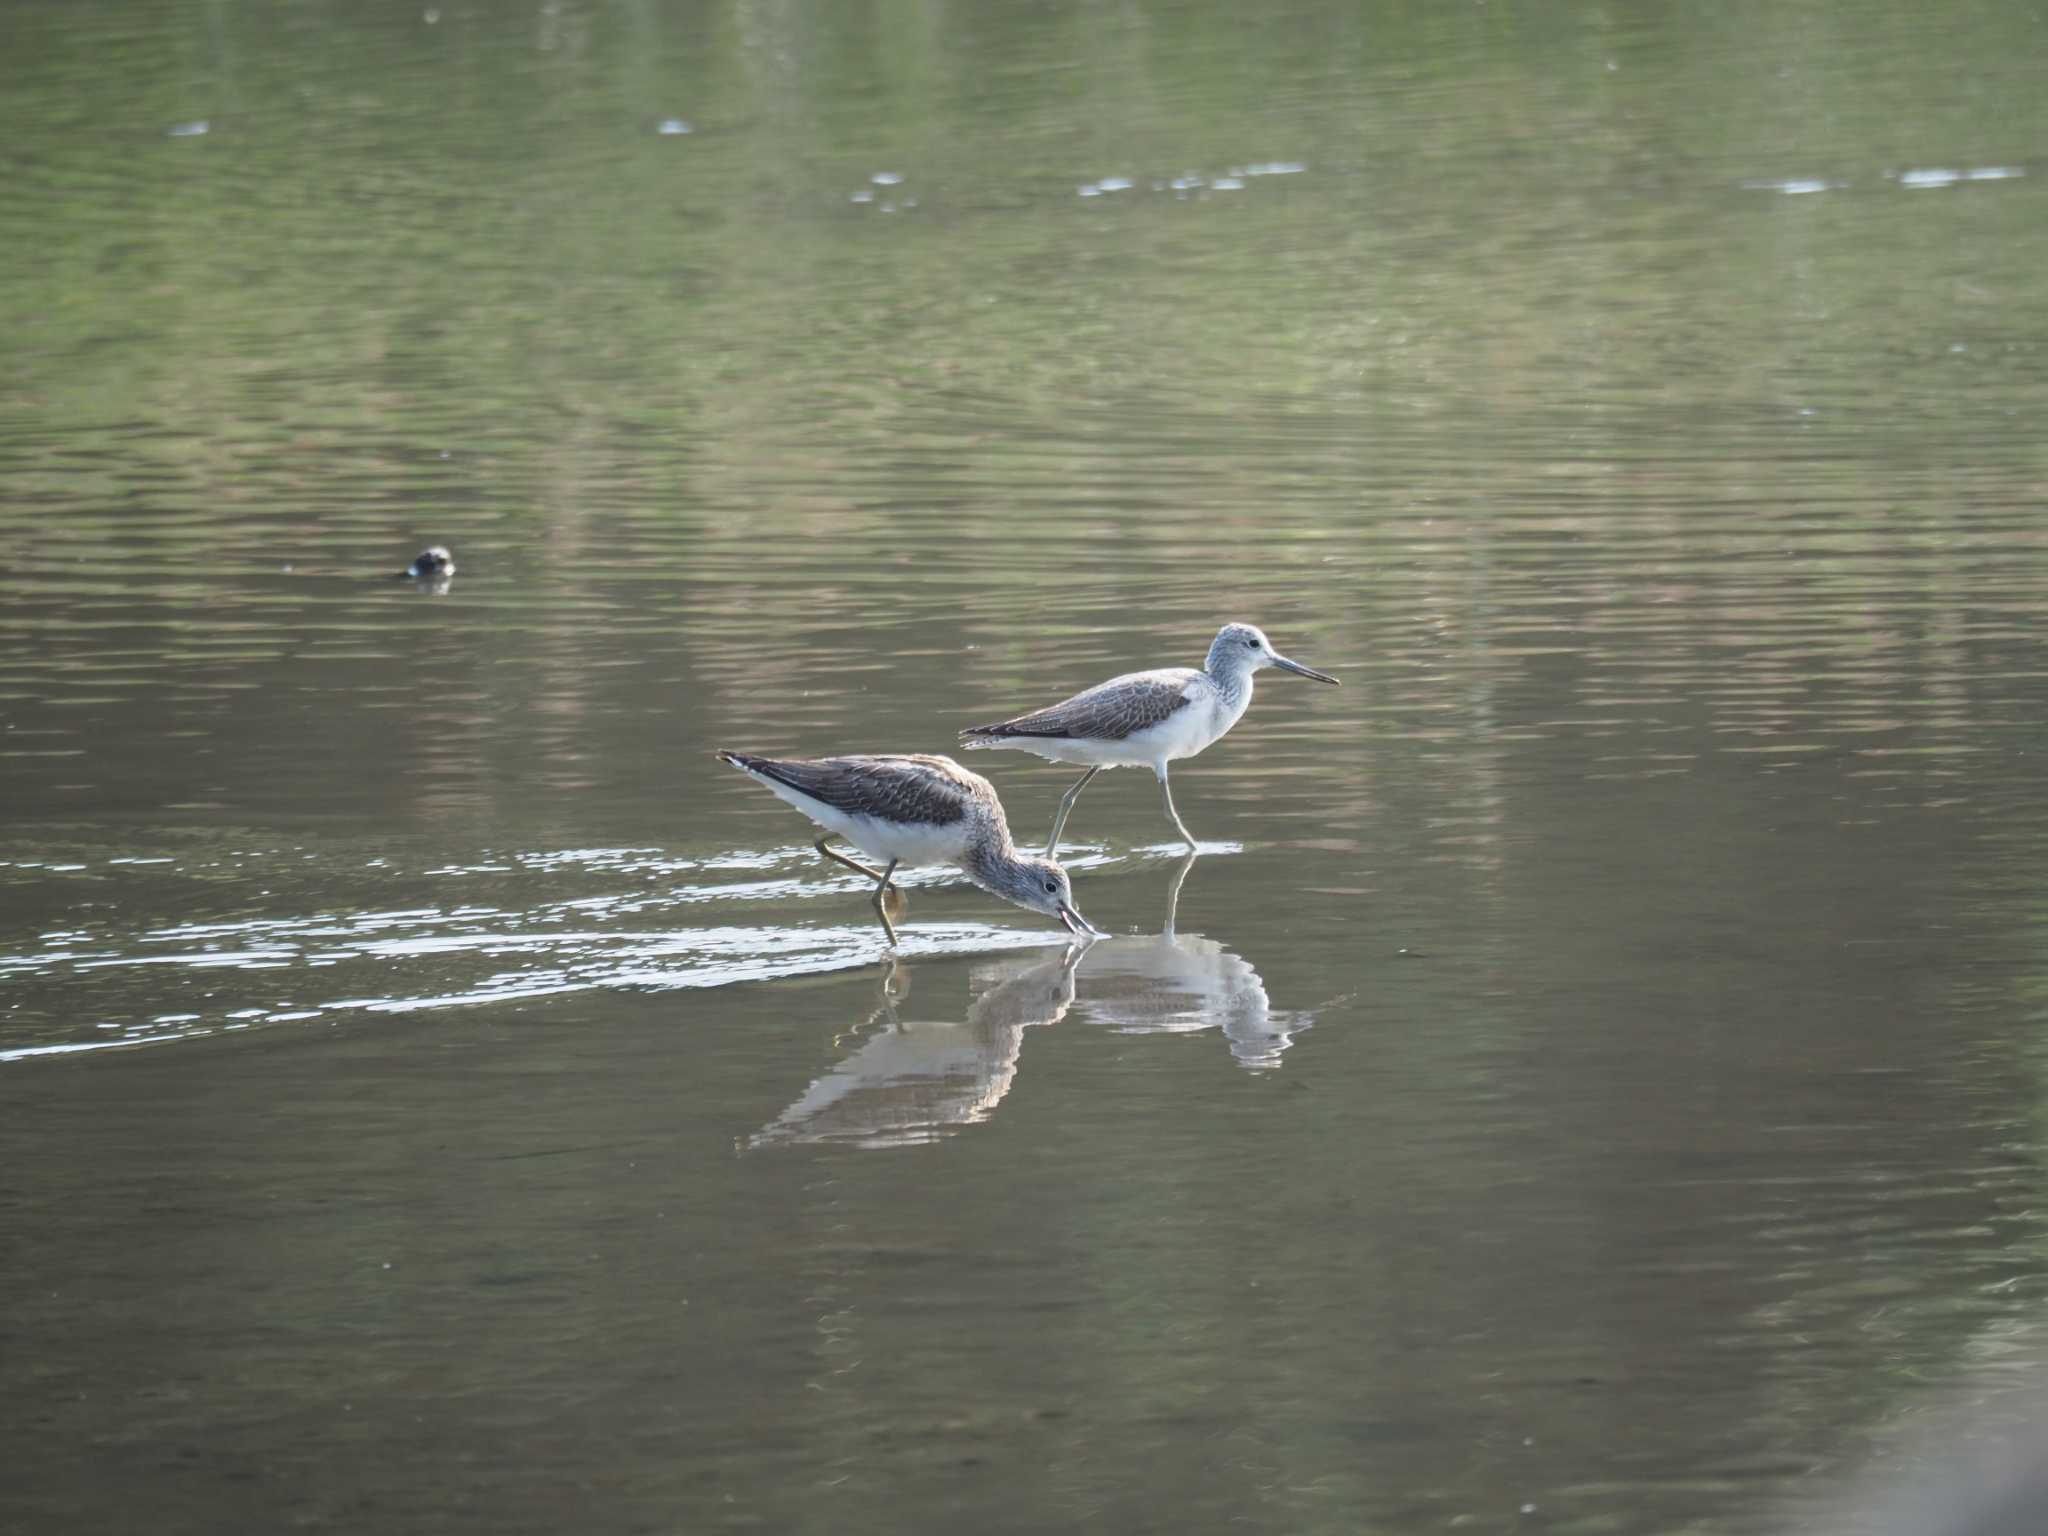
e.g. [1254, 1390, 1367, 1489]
[7, 0, 2048, 1531]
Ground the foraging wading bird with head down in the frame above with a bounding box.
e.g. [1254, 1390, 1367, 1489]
[959, 622, 1339, 854]
[716, 750, 1098, 944]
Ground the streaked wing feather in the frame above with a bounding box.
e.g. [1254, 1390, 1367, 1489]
[964, 669, 1197, 743]
[735, 753, 971, 825]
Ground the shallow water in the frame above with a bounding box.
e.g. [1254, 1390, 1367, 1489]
[8, 0, 2048, 1531]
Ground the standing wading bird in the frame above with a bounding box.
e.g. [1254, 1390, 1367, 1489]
[959, 622, 1339, 855]
[716, 751, 1099, 944]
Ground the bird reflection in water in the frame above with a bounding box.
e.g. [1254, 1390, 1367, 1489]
[1069, 851, 1311, 1071]
[749, 853, 1314, 1150]
[746, 946, 1083, 1150]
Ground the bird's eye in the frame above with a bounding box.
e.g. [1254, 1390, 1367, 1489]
[1044, 878, 1058, 894]
[1245, 637, 1259, 648]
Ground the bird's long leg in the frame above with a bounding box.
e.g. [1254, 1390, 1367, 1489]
[869, 858, 902, 945]
[1044, 766, 1102, 857]
[1157, 765, 1198, 852]
[815, 835, 894, 889]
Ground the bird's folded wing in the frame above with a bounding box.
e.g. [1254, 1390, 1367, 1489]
[749, 755, 970, 825]
[965, 670, 1197, 743]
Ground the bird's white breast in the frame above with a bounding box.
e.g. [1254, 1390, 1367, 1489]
[1129, 679, 1242, 766]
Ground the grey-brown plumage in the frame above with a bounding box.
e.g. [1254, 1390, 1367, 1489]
[961, 671, 1196, 745]
[718, 751, 969, 828]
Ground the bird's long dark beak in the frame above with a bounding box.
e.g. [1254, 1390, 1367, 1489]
[1273, 652, 1339, 685]
[1058, 903, 1104, 939]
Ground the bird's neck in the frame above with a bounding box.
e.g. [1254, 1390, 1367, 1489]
[1205, 658, 1255, 707]
[965, 824, 1023, 892]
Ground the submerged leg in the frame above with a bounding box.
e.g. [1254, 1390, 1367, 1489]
[1157, 765, 1198, 852]
[1044, 766, 1103, 857]
[869, 858, 902, 945]
[815, 835, 896, 889]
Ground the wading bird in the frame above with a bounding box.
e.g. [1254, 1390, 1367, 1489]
[717, 751, 1098, 944]
[960, 622, 1338, 853]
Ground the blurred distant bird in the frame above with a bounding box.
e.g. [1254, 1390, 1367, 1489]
[716, 751, 1098, 944]
[398, 546, 455, 580]
[960, 622, 1338, 854]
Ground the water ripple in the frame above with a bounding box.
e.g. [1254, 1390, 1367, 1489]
[0, 843, 1124, 1062]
